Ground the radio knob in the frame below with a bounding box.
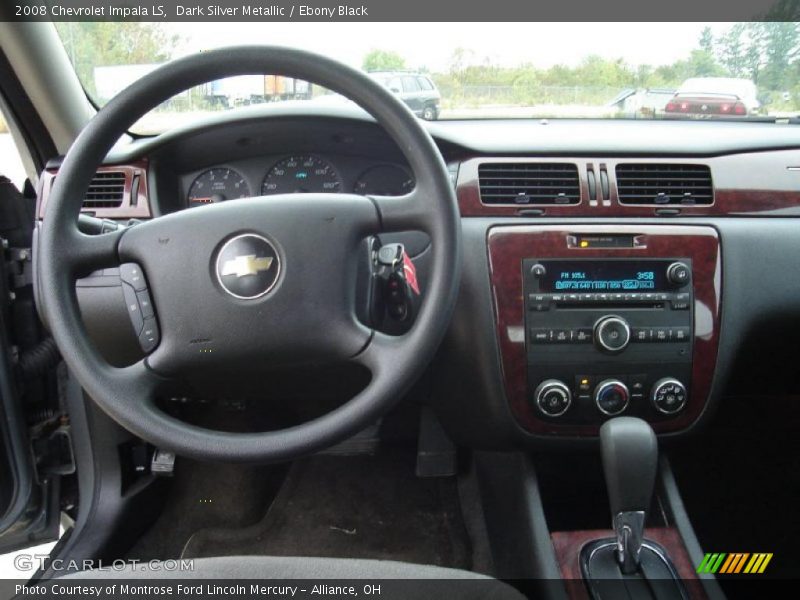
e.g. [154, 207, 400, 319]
[651, 378, 688, 415]
[594, 315, 631, 353]
[667, 262, 691, 286]
[594, 379, 630, 416]
[534, 379, 572, 417]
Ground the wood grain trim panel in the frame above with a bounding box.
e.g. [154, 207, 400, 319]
[551, 528, 706, 598]
[457, 156, 800, 217]
[487, 225, 721, 436]
[37, 161, 151, 220]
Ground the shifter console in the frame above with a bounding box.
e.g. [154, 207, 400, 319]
[524, 258, 693, 424]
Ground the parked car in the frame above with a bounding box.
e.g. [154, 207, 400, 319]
[665, 77, 761, 117]
[368, 70, 441, 120]
[608, 87, 677, 118]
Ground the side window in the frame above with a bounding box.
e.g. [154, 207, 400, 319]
[418, 77, 434, 91]
[402, 76, 421, 93]
[403, 77, 419, 92]
[386, 77, 402, 93]
[0, 107, 29, 191]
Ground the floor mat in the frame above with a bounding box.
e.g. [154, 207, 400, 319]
[180, 450, 472, 569]
[126, 460, 287, 561]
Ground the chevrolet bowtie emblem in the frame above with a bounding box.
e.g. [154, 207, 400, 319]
[220, 255, 274, 278]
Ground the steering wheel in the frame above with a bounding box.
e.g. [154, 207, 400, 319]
[38, 47, 461, 462]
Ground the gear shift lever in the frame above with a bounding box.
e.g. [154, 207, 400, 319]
[599, 417, 658, 574]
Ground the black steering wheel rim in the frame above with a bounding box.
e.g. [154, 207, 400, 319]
[38, 46, 461, 463]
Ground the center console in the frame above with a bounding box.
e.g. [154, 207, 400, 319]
[487, 225, 721, 436]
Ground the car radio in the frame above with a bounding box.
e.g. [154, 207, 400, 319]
[524, 258, 693, 423]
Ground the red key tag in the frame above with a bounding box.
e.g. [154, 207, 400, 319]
[402, 251, 420, 295]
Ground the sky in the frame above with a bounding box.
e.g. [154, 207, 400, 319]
[165, 22, 731, 71]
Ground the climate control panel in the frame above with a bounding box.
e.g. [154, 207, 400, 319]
[524, 258, 693, 425]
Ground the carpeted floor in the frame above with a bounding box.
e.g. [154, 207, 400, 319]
[128, 449, 472, 571]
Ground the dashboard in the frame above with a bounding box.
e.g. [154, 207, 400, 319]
[34, 105, 800, 448]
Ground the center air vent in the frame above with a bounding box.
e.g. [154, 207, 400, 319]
[616, 164, 713, 206]
[82, 171, 127, 209]
[478, 162, 580, 205]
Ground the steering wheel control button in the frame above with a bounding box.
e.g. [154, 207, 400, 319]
[122, 282, 144, 335]
[136, 290, 155, 319]
[667, 262, 691, 286]
[534, 380, 572, 417]
[594, 315, 631, 353]
[215, 233, 280, 300]
[651, 378, 688, 415]
[594, 379, 630, 416]
[120, 262, 148, 291]
[139, 317, 160, 353]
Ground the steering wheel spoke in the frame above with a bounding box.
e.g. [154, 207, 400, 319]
[63, 228, 125, 276]
[369, 188, 430, 233]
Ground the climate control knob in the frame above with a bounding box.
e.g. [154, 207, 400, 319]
[651, 378, 688, 415]
[594, 379, 630, 416]
[594, 315, 631, 353]
[534, 379, 572, 417]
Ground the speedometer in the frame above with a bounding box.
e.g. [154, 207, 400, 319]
[187, 168, 250, 207]
[261, 156, 342, 195]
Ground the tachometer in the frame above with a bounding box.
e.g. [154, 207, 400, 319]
[354, 164, 414, 196]
[187, 168, 250, 207]
[261, 156, 342, 194]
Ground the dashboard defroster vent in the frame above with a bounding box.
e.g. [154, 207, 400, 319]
[82, 171, 127, 209]
[478, 162, 581, 205]
[616, 164, 713, 206]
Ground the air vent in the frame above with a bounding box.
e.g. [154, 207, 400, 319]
[616, 164, 713, 206]
[82, 171, 127, 209]
[478, 162, 580, 205]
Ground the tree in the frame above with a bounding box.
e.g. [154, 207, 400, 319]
[699, 27, 715, 53]
[760, 22, 800, 90]
[55, 22, 179, 97]
[717, 23, 748, 77]
[362, 49, 406, 72]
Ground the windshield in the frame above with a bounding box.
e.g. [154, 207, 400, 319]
[55, 22, 800, 133]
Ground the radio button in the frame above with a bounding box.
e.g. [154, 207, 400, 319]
[530, 328, 551, 343]
[573, 328, 593, 343]
[631, 327, 652, 342]
[594, 315, 631, 353]
[653, 327, 671, 342]
[671, 327, 691, 342]
[667, 262, 691, 286]
[553, 329, 571, 343]
[671, 292, 691, 310]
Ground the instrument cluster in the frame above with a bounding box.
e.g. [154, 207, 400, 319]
[184, 154, 413, 208]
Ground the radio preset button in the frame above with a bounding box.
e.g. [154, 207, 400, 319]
[530, 328, 551, 343]
[672, 327, 691, 342]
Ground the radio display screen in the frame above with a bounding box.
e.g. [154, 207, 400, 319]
[539, 260, 669, 292]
